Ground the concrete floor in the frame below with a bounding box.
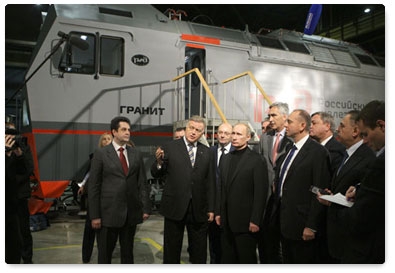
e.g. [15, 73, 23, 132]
[29, 210, 194, 264]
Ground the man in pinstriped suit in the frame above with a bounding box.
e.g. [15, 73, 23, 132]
[151, 115, 215, 264]
[89, 116, 151, 263]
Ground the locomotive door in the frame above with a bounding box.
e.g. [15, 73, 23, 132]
[184, 46, 206, 118]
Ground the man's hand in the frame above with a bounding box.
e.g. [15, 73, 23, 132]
[143, 213, 150, 221]
[207, 212, 214, 223]
[345, 186, 356, 201]
[155, 147, 164, 165]
[316, 189, 332, 206]
[249, 222, 260, 233]
[91, 218, 101, 229]
[215, 215, 221, 226]
[5, 135, 15, 156]
[78, 186, 85, 195]
[302, 227, 315, 241]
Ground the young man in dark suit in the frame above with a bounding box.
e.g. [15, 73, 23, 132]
[88, 116, 151, 263]
[330, 101, 385, 263]
[215, 123, 269, 263]
[274, 109, 331, 263]
[151, 115, 215, 264]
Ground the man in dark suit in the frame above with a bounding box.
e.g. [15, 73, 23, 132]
[309, 111, 346, 262]
[258, 102, 293, 263]
[273, 109, 331, 263]
[310, 111, 346, 176]
[317, 110, 375, 262]
[151, 115, 215, 264]
[215, 123, 269, 263]
[88, 116, 151, 264]
[334, 101, 385, 263]
[208, 122, 233, 263]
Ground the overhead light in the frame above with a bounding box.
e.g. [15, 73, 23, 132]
[364, 8, 371, 13]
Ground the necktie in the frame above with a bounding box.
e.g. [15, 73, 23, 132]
[277, 145, 297, 197]
[272, 132, 281, 163]
[188, 143, 195, 167]
[118, 147, 128, 175]
[218, 146, 226, 166]
[336, 152, 349, 176]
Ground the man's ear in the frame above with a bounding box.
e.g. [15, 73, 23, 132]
[377, 120, 385, 132]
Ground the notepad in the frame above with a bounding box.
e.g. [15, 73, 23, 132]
[319, 193, 354, 207]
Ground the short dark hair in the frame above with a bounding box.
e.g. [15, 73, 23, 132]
[346, 110, 360, 125]
[357, 100, 385, 129]
[110, 116, 131, 134]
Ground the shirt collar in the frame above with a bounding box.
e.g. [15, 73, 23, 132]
[346, 139, 363, 158]
[294, 134, 310, 150]
[112, 141, 126, 151]
[183, 136, 196, 147]
[376, 146, 385, 157]
[219, 142, 232, 152]
[320, 135, 333, 146]
[276, 128, 286, 137]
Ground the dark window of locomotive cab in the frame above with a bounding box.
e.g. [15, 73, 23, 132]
[59, 32, 95, 74]
[100, 36, 124, 76]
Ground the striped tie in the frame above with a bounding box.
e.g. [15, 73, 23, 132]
[188, 143, 195, 167]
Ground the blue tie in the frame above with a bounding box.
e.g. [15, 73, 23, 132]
[277, 145, 297, 197]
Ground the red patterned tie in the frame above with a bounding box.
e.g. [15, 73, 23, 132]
[118, 147, 128, 175]
[272, 132, 281, 163]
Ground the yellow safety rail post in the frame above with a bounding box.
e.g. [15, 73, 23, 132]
[222, 71, 272, 106]
[172, 68, 228, 123]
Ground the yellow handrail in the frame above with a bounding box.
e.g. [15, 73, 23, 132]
[172, 68, 228, 123]
[222, 71, 272, 105]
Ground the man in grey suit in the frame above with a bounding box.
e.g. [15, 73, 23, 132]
[317, 110, 375, 262]
[151, 115, 215, 264]
[88, 116, 151, 264]
[258, 102, 293, 263]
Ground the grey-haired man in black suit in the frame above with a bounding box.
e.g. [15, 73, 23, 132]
[151, 115, 215, 264]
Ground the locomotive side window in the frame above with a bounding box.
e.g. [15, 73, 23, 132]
[59, 32, 95, 74]
[100, 36, 124, 76]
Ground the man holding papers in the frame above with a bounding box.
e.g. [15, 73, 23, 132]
[318, 102, 385, 263]
[317, 110, 375, 262]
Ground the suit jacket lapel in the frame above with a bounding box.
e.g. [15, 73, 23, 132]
[266, 132, 274, 164]
[195, 142, 206, 168]
[177, 139, 193, 168]
[107, 145, 125, 175]
[335, 145, 366, 181]
[284, 138, 311, 182]
[125, 146, 135, 175]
